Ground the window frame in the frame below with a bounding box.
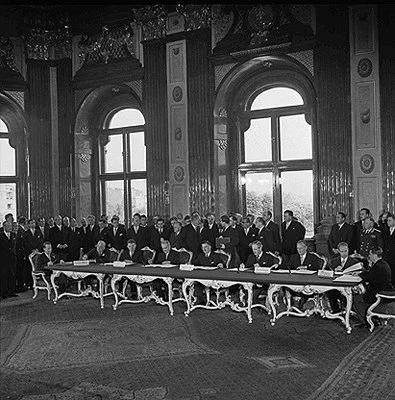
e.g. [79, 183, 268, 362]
[97, 109, 147, 226]
[236, 85, 316, 237]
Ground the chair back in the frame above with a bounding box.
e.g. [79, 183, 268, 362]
[214, 250, 231, 268]
[29, 251, 41, 272]
[174, 247, 193, 264]
[141, 246, 156, 264]
[311, 252, 327, 269]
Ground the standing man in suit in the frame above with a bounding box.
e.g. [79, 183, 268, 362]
[353, 246, 393, 327]
[182, 214, 203, 263]
[255, 216, 276, 254]
[262, 210, 281, 254]
[15, 216, 27, 293]
[127, 213, 149, 250]
[383, 214, 395, 284]
[49, 215, 70, 261]
[36, 217, 49, 244]
[281, 210, 306, 262]
[93, 217, 109, 247]
[150, 217, 171, 253]
[218, 215, 239, 268]
[67, 217, 82, 261]
[169, 220, 185, 249]
[85, 215, 99, 253]
[0, 221, 18, 299]
[327, 212, 354, 257]
[200, 212, 220, 250]
[238, 216, 258, 264]
[107, 215, 127, 252]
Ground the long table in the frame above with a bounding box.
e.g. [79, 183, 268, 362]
[47, 263, 363, 333]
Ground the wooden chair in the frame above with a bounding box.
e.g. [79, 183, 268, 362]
[28, 251, 52, 300]
[366, 291, 395, 332]
[172, 248, 193, 303]
[207, 250, 231, 305]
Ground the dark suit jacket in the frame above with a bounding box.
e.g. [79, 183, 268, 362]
[82, 224, 100, 253]
[15, 226, 26, 260]
[92, 227, 110, 248]
[219, 225, 239, 257]
[194, 251, 224, 267]
[150, 227, 171, 252]
[67, 227, 82, 261]
[127, 225, 149, 250]
[0, 231, 16, 267]
[265, 221, 281, 253]
[169, 230, 186, 249]
[286, 252, 324, 271]
[327, 222, 354, 253]
[383, 228, 395, 267]
[281, 220, 306, 256]
[107, 226, 127, 251]
[200, 222, 220, 249]
[182, 223, 202, 261]
[119, 249, 143, 263]
[23, 228, 44, 255]
[358, 228, 384, 258]
[36, 252, 58, 271]
[256, 227, 276, 253]
[361, 259, 393, 303]
[154, 249, 180, 264]
[245, 252, 278, 268]
[37, 225, 50, 242]
[238, 226, 258, 263]
[329, 255, 360, 271]
[49, 225, 70, 255]
[84, 248, 114, 263]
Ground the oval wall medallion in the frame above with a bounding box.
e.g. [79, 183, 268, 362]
[174, 166, 185, 182]
[173, 47, 180, 55]
[360, 154, 375, 174]
[174, 127, 182, 141]
[172, 86, 183, 102]
[357, 58, 373, 78]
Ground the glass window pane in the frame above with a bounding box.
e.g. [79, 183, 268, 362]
[0, 119, 8, 132]
[280, 114, 312, 160]
[245, 172, 273, 217]
[104, 181, 125, 224]
[103, 134, 123, 173]
[0, 138, 16, 176]
[244, 118, 271, 162]
[251, 87, 304, 110]
[281, 170, 314, 237]
[130, 179, 147, 215]
[109, 109, 145, 128]
[129, 132, 146, 171]
[0, 183, 17, 222]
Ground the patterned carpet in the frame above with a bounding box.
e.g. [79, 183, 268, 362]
[1, 292, 394, 400]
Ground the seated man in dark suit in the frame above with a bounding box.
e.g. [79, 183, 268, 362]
[286, 240, 325, 309]
[194, 241, 224, 268]
[82, 240, 115, 263]
[286, 240, 324, 271]
[193, 241, 225, 305]
[240, 240, 280, 303]
[353, 246, 394, 328]
[152, 239, 180, 300]
[119, 239, 143, 263]
[327, 242, 363, 313]
[36, 241, 69, 292]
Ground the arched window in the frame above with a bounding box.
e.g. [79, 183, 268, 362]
[0, 118, 17, 221]
[98, 108, 147, 224]
[239, 86, 314, 237]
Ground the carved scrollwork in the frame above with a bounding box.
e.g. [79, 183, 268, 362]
[357, 58, 373, 78]
[176, 4, 212, 31]
[359, 154, 375, 174]
[133, 5, 167, 41]
[0, 36, 17, 71]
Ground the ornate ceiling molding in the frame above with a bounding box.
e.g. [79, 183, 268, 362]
[176, 5, 212, 31]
